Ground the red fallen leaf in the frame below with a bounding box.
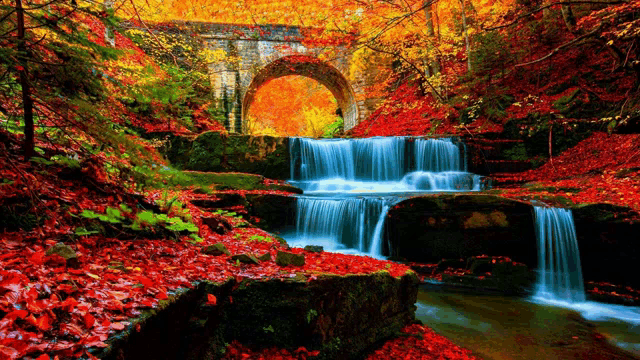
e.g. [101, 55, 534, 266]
[5, 309, 28, 320]
[28, 313, 52, 331]
[30, 251, 46, 265]
[0, 345, 20, 360]
[83, 313, 95, 329]
[56, 284, 76, 294]
[137, 276, 153, 288]
[156, 291, 168, 300]
[36, 354, 50, 360]
[135, 324, 141, 332]
[110, 322, 126, 331]
[58, 297, 78, 312]
[60, 323, 84, 337]
[206, 294, 217, 306]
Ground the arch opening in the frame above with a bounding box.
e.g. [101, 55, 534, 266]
[242, 55, 358, 135]
[245, 76, 339, 137]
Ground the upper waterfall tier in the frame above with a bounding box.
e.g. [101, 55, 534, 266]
[289, 137, 486, 193]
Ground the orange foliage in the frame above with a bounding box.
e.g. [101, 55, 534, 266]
[246, 76, 339, 136]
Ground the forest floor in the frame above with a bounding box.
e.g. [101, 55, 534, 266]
[0, 133, 477, 360]
[493, 132, 640, 215]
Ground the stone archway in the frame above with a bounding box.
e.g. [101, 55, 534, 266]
[242, 55, 359, 134]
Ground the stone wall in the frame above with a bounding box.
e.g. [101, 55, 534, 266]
[96, 272, 419, 360]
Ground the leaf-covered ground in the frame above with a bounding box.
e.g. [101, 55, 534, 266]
[0, 138, 435, 359]
[221, 324, 478, 359]
[496, 132, 640, 214]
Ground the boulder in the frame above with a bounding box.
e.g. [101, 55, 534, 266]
[571, 203, 640, 287]
[257, 252, 271, 262]
[46, 242, 78, 266]
[201, 216, 233, 235]
[386, 194, 537, 267]
[303, 245, 324, 253]
[202, 243, 231, 256]
[164, 132, 291, 180]
[246, 194, 297, 232]
[276, 251, 305, 267]
[231, 253, 260, 265]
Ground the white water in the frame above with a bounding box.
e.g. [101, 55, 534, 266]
[289, 137, 486, 194]
[531, 206, 640, 325]
[285, 137, 487, 258]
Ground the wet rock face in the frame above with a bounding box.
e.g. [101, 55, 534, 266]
[386, 194, 537, 267]
[571, 204, 640, 287]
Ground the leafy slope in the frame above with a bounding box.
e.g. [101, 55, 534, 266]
[498, 132, 640, 213]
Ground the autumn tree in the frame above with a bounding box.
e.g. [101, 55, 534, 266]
[0, 0, 121, 159]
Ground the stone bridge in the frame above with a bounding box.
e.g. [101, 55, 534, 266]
[183, 22, 384, 133]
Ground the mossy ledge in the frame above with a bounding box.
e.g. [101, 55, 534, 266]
[158, 131, 291, 180]
[94, 271, 419, 360]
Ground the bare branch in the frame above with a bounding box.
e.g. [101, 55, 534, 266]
[485, 0, 628, 31]
[515, 27, 600, 67]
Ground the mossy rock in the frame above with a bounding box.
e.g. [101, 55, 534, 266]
[304, 245, 324, 253]
[46, 242, 78, 266]
[257, 252, 272, 262]
[386, 194, 537, 267]
[246, 194, 297, 232]
[231, 253, 260, 265]
[97, 272, 419, 360]
[202, 243, 231, 256]
[276, 251, 305, 267]
[172, 132, 291, 180]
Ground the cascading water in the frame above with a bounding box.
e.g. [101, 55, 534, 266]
[285, 136, 488, 258]
[533, 206, 585, 302]
[289, 137, 486, 194]
[532, 206, 640, 324]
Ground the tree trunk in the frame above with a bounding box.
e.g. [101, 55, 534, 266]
[16, 0, 34, 160]
[423, 1, 442, 76]
[459, 0, 472, 73]
[424, 2, 435, 37]
[104, 0, 115, 46]
[561, 2, 577, 33]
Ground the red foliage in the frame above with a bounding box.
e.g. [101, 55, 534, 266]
[0, 148, 411, 359]
[496, 132, 640, 212]
[220, 324, 477, 360]
[367, 324, 477, 360]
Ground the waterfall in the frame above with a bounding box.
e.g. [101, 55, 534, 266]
[531, 206, 640, 325]
[290, 137, 487, 193]
[286, 136, 487, 258]
[533, 206, 585, 302]
[291, 197, 394, 258]
[415, 138, 464, 172]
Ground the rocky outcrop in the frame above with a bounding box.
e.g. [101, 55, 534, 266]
[386, 194, 537, 267]
[95, 271, 419, 360]
[246, 194, 298, 232]
[162, 132, 291, 180]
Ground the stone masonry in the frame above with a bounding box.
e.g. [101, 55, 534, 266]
[181, 22, 384, 133]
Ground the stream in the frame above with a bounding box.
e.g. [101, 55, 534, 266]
[282, 136, 640, 359]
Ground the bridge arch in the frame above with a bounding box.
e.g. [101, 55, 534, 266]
[242, 55, 358, 134]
